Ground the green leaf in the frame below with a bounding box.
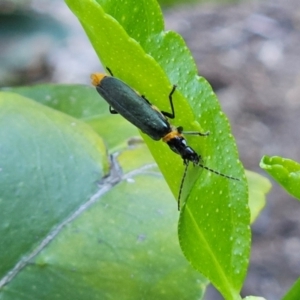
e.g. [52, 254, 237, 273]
[0, 91, 108, 279]
[282, 277, 300, 300]
[3, 84, 139, 152]
[246, 170, 272, 223]
[260, 155, 300, 199]
[2, 84, 104, 120]
[0, 89, 207, 299]
[65, 0, 250, 299]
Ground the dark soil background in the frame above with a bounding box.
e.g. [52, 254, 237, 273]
[1, 0, 299, 299]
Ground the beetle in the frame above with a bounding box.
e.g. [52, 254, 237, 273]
[91, 68, 239, 209]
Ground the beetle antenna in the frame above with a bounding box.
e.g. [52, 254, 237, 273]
[177, 162, 239, 211]
[178, 162, 189, 211]
[198, 163, 240, 181]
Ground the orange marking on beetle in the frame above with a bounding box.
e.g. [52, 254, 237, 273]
[162, 129, 183, 142]
[90, 73, 107, 86]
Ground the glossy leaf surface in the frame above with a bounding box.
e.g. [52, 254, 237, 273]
[260, 155, 300, 200]
[0, 89, 207, 299]
[65, 0, 250, 298]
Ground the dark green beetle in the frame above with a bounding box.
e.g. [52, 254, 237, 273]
[91, 69, 239, 209]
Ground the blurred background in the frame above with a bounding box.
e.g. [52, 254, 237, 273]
[1, 0, 299, 299]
